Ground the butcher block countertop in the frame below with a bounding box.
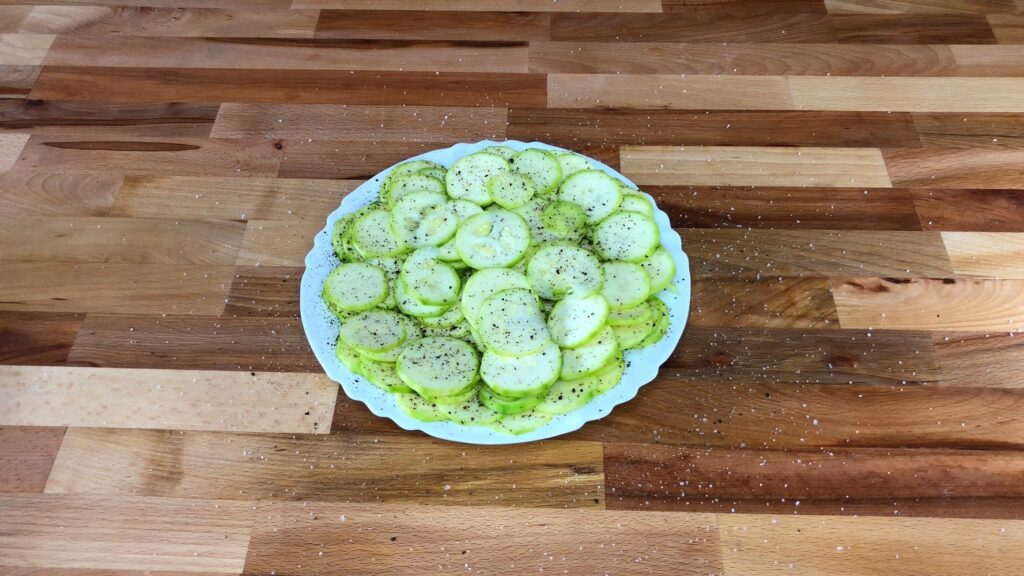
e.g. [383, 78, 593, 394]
[2, 1, 1024, 574]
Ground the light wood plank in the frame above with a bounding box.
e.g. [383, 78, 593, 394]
[833, 277, 1024, 330]
[0, 427, 64, 493]
[0, 366, 336, 433]
[826, 0, 1020, 14]
[949, 45, 1024, 76]
[243, 502, 721, 576]
[0, 263, 235, 315]
[0, 34, 53, 65]
[549, 74, 793, 110]
[0, 133, 29, 171]
[212, 103, 507, 141]
[46, 428, 604, 507]
[789, 77, 1024, 112]
[989, 14, 1024, 44]
[934, 332, 1024, 389]
[236, 220, 319, 267]
[20, 6, 320, 37]
[0, 216, 245, 265]
[942, 232, 1024, 279]
[0, 494, 252, 573]
[720, 514, 1024, 575]
[292, 0, 661, 11]
[0, 64, 39, 98]
[621, 145, 892, 188]
[885, 148, 1024, 188]
[0, 172, 121, 217]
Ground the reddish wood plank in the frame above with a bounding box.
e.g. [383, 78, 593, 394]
[0, 100, 217, 137]
[30, 66, 547, 107]
[934, 332, 1024, 389]
[0, 7, 32, 33]
[912, 112, 1024, 148]
[223, 266, 302, 318]
[277, 139, 444, 179]
[0, 64, 39, 98]
[20, 6, 319, 37]
[831, 14, 998, 43]
[884, 148, 1024, 188]
[650, 186, 921, 230]
[913, 189, 1024, 231]
[0, 312, 82, 366]
[0, 172, 121, 217]
[989, 14, 1024, 44]
[295, 0, 661, 10]
[690, 277, 840, 328]
[550, 11, 836, 43]
[68, 315, 318, 372]
[315, 10, 550, 40]
[0, 426, 65, 493]
[825, 0, 1020, 14]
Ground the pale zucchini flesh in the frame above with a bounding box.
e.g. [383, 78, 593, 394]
[560, 325, 619, 380]
[480, 341, 561, 398]
[547, 293, 609, 349]
[510, 148, 562, 196]
[396, 336, 479, 399]
[477, 288, 552, 357]
[593, 211, 659, 263]
[601, 261, 651, 310]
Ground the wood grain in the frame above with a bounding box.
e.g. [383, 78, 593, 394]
[621, 145, 892, 188]
[223, 266, 302, 318]
[315, 10, 551, 40]
[934, 332, 1024, 389]
[911, 112, 1024, 148]
[47, 428, 605, 507]
[885, 148, 1024, 188]
[0, 100, 217, 137]
[293, 0, 662, 11]
[0, 64, 40, 98]
[0, 494, 252, 574]
[243, 502, 721, 576]
[549, 11, 836, 43]
[942, 232, 1024, 278]
[0, 366, 336, 433]
[212, 103, 507, 141]
[0, 172, 121, 217]
[825, 0, 1021, 14]
[913, 189, 1024, 231]
[989, 14, 1024, 44]
[0, 7, 32, 33]
[19, 6, 320, 37]
[0, 132, 28, 170]
[0, 263, 234, 315]
[680, 229, 952, 277]
[0, 34, 53, 65]
[548, 74, 793, 110]
[789, 77, 1024, 112]
[949, 45, 1024, 77]
[833, 277, 1024, 331]
[277, 139, 448, 179]
[0, 426, 65, 493]
[690, 277, 840, 328]
[0, 312, 82, 366]
[831, 14, 999, 43]
[236, 220, 319, 266]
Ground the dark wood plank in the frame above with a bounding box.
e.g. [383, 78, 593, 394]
[508, 109, 920, 148]
[912, 112, 1024, 148]
[30, 66, 547, 107]
[0, 426, 65, 493]
[667, 327, 941, 385]
[650, 186, 921, 230]
[690, 277, 840, 328]
[0, 100, 217, 137]
[913, 189, 1024, 231]
[988, 14, 1024, 44]
[934, 332, 1024, 389]
[605, 443, 1024, 519]
[663, 0, 827, 12]
[0, 312, 82, 366]
[315, 10, 551, 40]
[884, 148, 1024, 188]
[0, 172, 122, 217]
[67, 315, 318, 372]
[550, 11, 837, 43]
[223, 266, 302, 318]
[19, 5, 319, 37]
[831, 15, 998, 43]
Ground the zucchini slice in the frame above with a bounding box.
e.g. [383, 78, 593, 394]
[490, 410, 553, 435]
[335, 338, 364, 375]
[400, 248, 461, 306]
[440, 393, 502, 426]
[601, 262, 651, 310]
[381, 160, 444, 202]
[592, 354, 626, 394]
[558, 170, 622, 224]
[396, 336, 479, 399]
[351, 209, 409, 258]
[455, 209, 531, 270]
[561, 325, 619, 380]
[547, 293, 610, 349]
[641, 247, 676, 294]
[509, 148, 562, 196]
[395, 277, 451, 318]
[619, 192, 654, 217]
[526, 243, 603, 300]
[481, 145, 517, 160]
[446, 151, 509, 206]
[323, 262, 388, 313]
[396, 392, 450, 422]
[535, 373, 599, 415]
[635, 297, 670, 349]
[385, 173, 445, 208]
[461, 268, 531, 327]
[593, 211, 659, 263]
[479, 386, 544, 415]
[611, 316, 655, 349]
[540, 200, 586, 243]
[339, 309, 407, 353]
[607, 301, 653, 327]
[360, 358, 413, 393]
[486, 172, 536, 210]
[555, 152, 593, 182]
[480, 341, 561, 398]
[477, 288, 551, 357]
[390, 191, 457, 248]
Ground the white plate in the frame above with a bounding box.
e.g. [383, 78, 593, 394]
[300, 140, 690, 444]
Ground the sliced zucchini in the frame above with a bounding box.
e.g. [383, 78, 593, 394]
[417, 298, 465, 328]
[511, 244, 540, 276]
[440, 394, 501, 426]
[447, 199, 485, 221]
[535, 373, 599, 415]
[641, 247, 676, 294]
[480, 341, 561, 398]
[477, 288, 551, 357]
[547, 293, 610, 349]
[360, 358, 413, 393]
[390, 191, 457, 248]
[366, 257, 402, 309]
[593, 211, 659, 262]
[540, 200, 586, 243]
[509, 148, 562, 196]
[381, 160, 444, 202]
[513, 197, 548, 245]
[351, 209, 409, 258]
[635, 297, 669, 349]
[481, 145, 516, 160]
[385, 173, 445, 208]
[461, 268, 531, 326]
[526, 243, 603, 300]
[611, 316, 654, 349]
[395, 276, 451, 318]
[400, 248, 460, 306]
[396, 336, 479, 399]
[445, 152, 509, 206]
[421, 320, 472, 340]
[323, 262, 388, 313]
[335, 338, 363, 375]
[455, 209, 531, 270]
[607, 301, 653, 327]
[601, 262, 651, 310]
[479, 386, 544, 415]
[619, 192, 654, 217]
[331, 212, 358, 262]
[490, 410, 553, 435]
[431, 383, 479, 407]
[555, 152, 593, 182]
[437, 237, 460, 262]
[360, 315, 421, 362]
[486, 172, 535, 210]
[418, 166, 447, 181]
[592, 354, 626, 394]
[561, 325, 619, 380]
[558, 170, 622, 224]
[339, 309, 407, 353]
[396, 392, 450, 422]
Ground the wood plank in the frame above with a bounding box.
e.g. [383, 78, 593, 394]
[831, 14, 998, 43]
[826, 0, 1020, 14]
[293, 0, 661, 11]
[832, 277, 1024, 331]
[223, 266, 302, 318]
[719, 514, 1024, 575]
[44, 36, 530, 73]
[212, 103, 507, 141]
[0, 7, 32, 33]
[0, 100, 217, 137]
[569, 378, 1024, 449]
[277, 139, 445, 179]
[0, 172, 121, 217]
[548, 74, 793, 110]
[885, 148, 1024, 188]
[690, 277, 840, 328]
[20, 6, 319, 37]
[0, 312, 82, 366]
[315, 10, 550, 40]
[606, 443, 1024, 518]
[949, 45, 1024, 77]
[113, 175, 354, 221]
[942, 232, 1024, 278]
[530, 42, 961, 76]
[668, 327, 941, 385]
[788, 77, 1024, 111]
[46, 428, 605, 508]
[0, 132, 28, 170]
[989, 14, 1024, 44]
[67, 315, 318, 372]
[0, 494, 252, 574]
[31, 66, 547, 106]
[0, 366, 336, 434]
[934, 332, 1024, 389]
[243, 502, 721, 576]
[549, 12, 836, 43]
[0, 263, 234, 315]
[0, 216, 245, 265]
[913, 189, 1024, 231]
[649, 186, 921, 230]
[0, 64, 39, 98]
[0, 34, 53, 66]
[621, 145, 892, 187]
[12, 0, 293, 7]
[236, 220, 319, 266]
[13, 136, 283, 177]
[0, 427, 65, 493]
[912, 112, 1024, 148]
[508, 109, 920, 148]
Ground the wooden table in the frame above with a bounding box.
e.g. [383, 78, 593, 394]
[2, 1, 1024, 574]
